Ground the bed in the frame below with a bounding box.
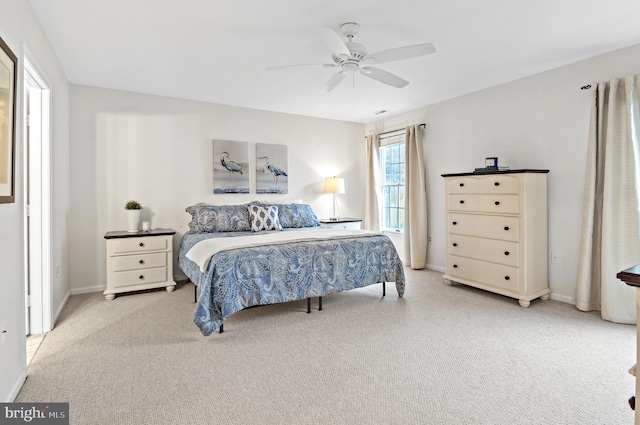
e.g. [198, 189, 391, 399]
[178, 202, 405, 336]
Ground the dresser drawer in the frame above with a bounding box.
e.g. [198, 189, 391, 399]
[113, 267, 168, 288]
[448, 213, 519, 241]
[448, 194, 518, 214]
[449, 234, 519, 267]
[477, 175, 519, 194]
[112, 252, 167, 272]
[109, 236, 168, 255]
[448, 255, 519, 292]
[448, 177, 480, 193]
[448, 175, 519, 194]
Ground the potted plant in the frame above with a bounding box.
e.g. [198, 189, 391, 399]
[125, 200, 142, 232]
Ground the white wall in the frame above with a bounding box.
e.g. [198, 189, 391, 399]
[69, 85, 365, 292]
[0, 0, 70, 402]
[367, 43, 640, 304]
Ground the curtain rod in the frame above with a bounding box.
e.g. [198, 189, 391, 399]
[369, 123, 426, 139]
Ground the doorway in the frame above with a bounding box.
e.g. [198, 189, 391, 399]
[23, 56, 52, 342]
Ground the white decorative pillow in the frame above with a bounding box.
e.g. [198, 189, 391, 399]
[248, 205, 282, 232]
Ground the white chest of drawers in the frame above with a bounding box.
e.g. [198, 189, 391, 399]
[104, 229, 176, 300]
[441, 170, 550, 307]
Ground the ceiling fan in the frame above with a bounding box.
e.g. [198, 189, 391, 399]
[267, 22, 436, 93]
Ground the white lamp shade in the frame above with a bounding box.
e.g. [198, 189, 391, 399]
[324, 177, 345, 194]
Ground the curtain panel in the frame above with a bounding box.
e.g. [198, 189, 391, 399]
[364, 134, 380, 232]
[576, 74, 640, 324]
[403, 125, 428, 269]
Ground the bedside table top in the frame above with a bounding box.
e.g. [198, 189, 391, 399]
[104, 228, 176, 239]
[319, 217, 362, 224]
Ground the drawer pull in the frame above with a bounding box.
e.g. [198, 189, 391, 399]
[139, 275, 145, 280]
[504, 276, 510, 281]
[452, 243, 457, 247]
[494, 182, 500, 186]
[459, 183, 464, 187]
[495, 201, 500, 206]
[453, 264, 458, 269]
[504, 226, 510, 231]
[139, 242, 145, 247]
[139, 259, 145, 264]
[504, 251, 510, 256]
[453, 221, 458, 225]
[460, 200, 465, 204]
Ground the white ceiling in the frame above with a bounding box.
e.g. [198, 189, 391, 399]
[28, 0, 640, 123]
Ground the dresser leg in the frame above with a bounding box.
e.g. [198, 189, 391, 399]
[166, 285, 175, 292]
[104, 294, 115, 301]
[540, 294, 550, 301]
[443, 279, 454, 286]
[518, 299, 531, 307]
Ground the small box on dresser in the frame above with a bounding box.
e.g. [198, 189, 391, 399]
[441, 170, 550, 307]
[104, 229, 177, 300]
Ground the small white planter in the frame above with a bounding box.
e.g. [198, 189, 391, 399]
[127, 209, 141, 232]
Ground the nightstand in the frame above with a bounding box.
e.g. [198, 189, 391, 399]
[319, 218, 363, 229]
[104, 229, 177, 300]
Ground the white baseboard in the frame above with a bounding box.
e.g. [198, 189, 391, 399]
[550, 292, 573, 304]
[426, 264, 445, 273]
[5, 370, 27, 402]
[53, 290, 71, 328]
[71, 285, 105, 295]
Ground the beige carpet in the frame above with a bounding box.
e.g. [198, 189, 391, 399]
[16, 268, 636, 424]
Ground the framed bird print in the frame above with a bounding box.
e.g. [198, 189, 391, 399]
[213, 140, 249, 194]
[0, 35, 16, 204]
[256, 143, 288, 194]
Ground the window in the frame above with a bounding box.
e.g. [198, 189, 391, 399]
[379, 131, 405, 232]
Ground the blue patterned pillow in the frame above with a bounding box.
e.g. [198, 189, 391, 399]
[248, 205, 282, 232]
[185, 202, 260, 233]
[268, 203, 319, 228]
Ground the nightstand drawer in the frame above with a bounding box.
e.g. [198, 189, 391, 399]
[113, 267, 168, 288]
[109, 236, 168, 255]
[112, 252, 167, 272]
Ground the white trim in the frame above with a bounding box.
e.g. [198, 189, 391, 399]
[71, 285, 107, 295]
[426, 264, 445, 273]
[52, 290, 70, 327]
[4, 371, 27, 402]
[550, 293, 571, 304]
[21, 45, 53, 334]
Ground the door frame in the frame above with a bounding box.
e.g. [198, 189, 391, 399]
[22, 52, 52, 335]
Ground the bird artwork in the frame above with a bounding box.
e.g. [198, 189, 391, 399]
[259, 156, 288, 185]
[220, 152, 243, 176]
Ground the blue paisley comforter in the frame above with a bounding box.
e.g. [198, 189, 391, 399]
[179, 228, 405, 336]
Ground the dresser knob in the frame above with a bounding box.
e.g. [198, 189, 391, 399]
[504, 251, 510, 256]
[453, 264, 458, 269]
[504, 226, 509, 231]
[459, 183, 464, 187]
[495, 201, 500, 205]
[139, 259, 145, 264]
[453, 243, 457, 247]
[453, 221, 458, 225]
[139, 275, 145, 280]
[139, 242, 145, 247]
[460, 200, 465, 204]
[504, 276, 510, 281]
[494, 182, 500, 186]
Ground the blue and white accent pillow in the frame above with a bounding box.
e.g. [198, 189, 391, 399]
[248, 205, 282, 232]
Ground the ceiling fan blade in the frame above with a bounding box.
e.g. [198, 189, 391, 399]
[267, 63, 337, 71]
[322, 27, 351, 57]
[320, 71, 347, 93]
[360, 66, 409, 88]
[365, 43, 436, 64]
